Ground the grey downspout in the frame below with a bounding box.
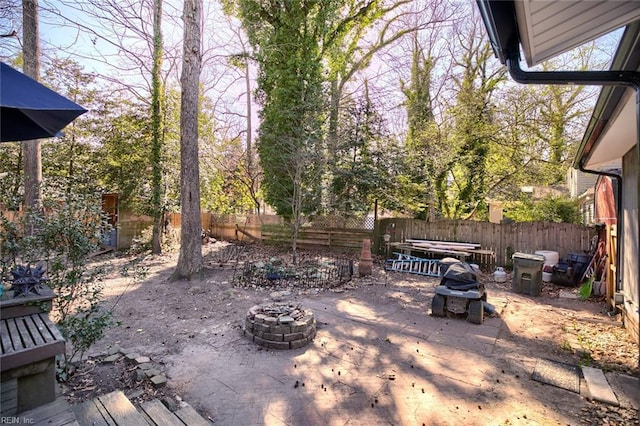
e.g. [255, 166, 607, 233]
[506, 53, 640, 305]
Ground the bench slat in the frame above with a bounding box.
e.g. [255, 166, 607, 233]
[15, 316, 36, 349]
[0, 320, 14, 354]
[46, 315, 65, 342]
[23, 315, 46, 346]
[31, 313, 53, 343]
[31, 313, 63, 344]
[6, 318, 25, 352]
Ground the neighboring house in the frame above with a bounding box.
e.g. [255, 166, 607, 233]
[594, 174, 619, 225]
[567, 168, 598, 199]
[477, 0, 640, 343]
[567, 168, 597, 224]
[567, 165, 621, 225]
[101, 193, 154, 250]
[577, 187, 595, 225]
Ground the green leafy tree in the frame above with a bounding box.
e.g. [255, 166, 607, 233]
[97, 101, 154, 212]
[320, 1, 457, 214]
[0, 142, 24, 210]
[0, 179, 117, 377]
[330, 83, 391, 217]
[41, 58, 102, 194]
[200, 134, 257, 214]
[485, 44, 602, 202]
[524, 46, 597, 185]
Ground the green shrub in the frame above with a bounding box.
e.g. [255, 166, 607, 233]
[504, 195, 582, 224]
[0, 183, 118, 379]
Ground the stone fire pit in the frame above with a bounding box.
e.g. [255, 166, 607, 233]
[244, 302, 316, 350]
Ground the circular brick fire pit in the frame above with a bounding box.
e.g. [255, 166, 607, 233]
[243, 302, 316, 350]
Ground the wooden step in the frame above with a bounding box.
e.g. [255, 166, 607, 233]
[97, 391, 149, 426]
[174, 404, 211, 426]
[72, 390, 211, 425]
[13, 389, 210, 425]
[139, 399, 183, 426]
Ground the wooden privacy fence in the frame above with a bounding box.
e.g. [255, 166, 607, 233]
[189, 213, 372, 251]
[261, 225, 373, 251]
[374, 218, 595, 268]
[175, 213, 595, 268]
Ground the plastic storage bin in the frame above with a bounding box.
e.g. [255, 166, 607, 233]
[512, 252, 545, 296]
[566, 253, 591, 285]
[535, 250, 559, 282]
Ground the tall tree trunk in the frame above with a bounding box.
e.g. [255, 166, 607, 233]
[244, 55, 252, 175]
[173, 0, 202, 279]
[22, 0, 41, 214]
[323, 78, 340, 212]
[243, 55, 259, 214]
[151, 0, 164, 254]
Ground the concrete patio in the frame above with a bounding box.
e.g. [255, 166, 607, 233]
[162, 284, 638, 425]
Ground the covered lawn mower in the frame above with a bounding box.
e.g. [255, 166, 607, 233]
[431, 259, 487, 324]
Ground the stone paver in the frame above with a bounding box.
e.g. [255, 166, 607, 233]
[582, 366, 619, 406]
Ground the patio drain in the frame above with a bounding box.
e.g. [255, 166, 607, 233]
[243, 302, 316, 350]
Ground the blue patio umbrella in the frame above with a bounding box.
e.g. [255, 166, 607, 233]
[0, 61, 87, 142]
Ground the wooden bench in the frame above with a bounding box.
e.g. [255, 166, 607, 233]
[1, 287, 65, 416]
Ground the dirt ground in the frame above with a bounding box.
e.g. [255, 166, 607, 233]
[61, 241, 639, 424]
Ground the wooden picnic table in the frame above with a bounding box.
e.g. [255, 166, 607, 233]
[390, 240, 495, 264]
[391, 243, 471, 260]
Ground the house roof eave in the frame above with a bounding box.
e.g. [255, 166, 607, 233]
[574, 22, 640, 170]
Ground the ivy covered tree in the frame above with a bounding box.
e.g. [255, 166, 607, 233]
[485, 44, 601, 202]
[150, 0, 165, 254]
[400, 33, 444, 221]
[229, 0, 327, 219]
[436, 16, 505, 219]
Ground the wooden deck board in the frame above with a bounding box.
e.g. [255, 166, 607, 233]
[19, 396, 78, 426]
[92, 397, 117, 426]
[72, 399, 112, 426]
